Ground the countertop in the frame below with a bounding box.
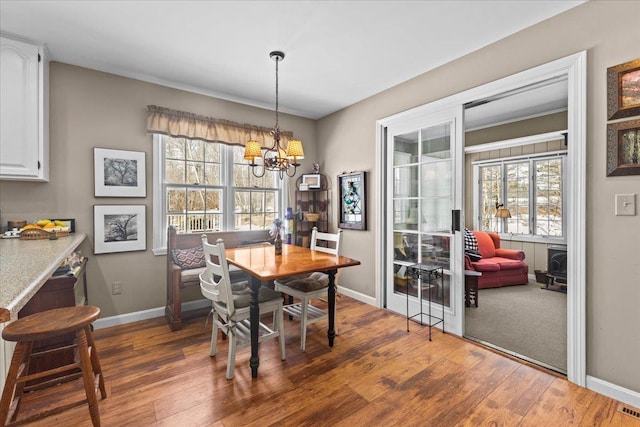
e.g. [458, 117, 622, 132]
[0, 233, 86, 322]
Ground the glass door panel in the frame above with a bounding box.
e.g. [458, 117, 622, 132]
[389, 118, 458, 312]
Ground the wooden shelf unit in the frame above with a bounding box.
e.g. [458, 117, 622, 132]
[294, 174, 329, 247]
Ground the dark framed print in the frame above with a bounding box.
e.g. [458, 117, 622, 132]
[94, 205, 146, 254]
[302, 174, 321, 189]
[607, 119, 640, 176]
[338, 171, 366, 230]
[607, 58, 640, 120]
[94, 148, 146, 197]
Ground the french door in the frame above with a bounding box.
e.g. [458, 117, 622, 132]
[384, 105, 464, 334]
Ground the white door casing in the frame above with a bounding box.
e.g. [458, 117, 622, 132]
[376, 51, 586, 386]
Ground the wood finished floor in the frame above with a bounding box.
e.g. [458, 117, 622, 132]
[15, 296, 639, 426]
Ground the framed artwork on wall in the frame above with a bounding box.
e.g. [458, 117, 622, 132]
[338, 171, 366, 230]
[94, 205, 146, 254]
[607, 119, 640, 176]
[302, 174, 321, 189]
[607, 58, 640, 120]
[94, 148, 146, 197]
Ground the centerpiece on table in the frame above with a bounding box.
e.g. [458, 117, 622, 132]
[270, 218, 283, 254]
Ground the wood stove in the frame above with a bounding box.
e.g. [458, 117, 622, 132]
[547, 245, 567, 284]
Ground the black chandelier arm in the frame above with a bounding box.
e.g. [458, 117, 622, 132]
[249, 160, 267, 178]
[246, 50, 302, 180]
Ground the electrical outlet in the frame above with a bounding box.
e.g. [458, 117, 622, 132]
[615, 194, 636, 216]
[112, 281, 122, 295]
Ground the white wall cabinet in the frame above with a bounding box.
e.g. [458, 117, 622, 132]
[0, 35, 49, 181]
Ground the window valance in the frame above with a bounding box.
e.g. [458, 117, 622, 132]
[146, 105, 293, 148]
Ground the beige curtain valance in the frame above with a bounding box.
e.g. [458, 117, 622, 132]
[146, 105, 292, 148]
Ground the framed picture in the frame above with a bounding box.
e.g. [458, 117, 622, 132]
[94, 148, 146, 197]
[338, 171, 366, 230]
[607, 58, 640, 120]
[94, 205, 146, 254]
[607, 119, 640, 176]
[302, 174, 321, 189]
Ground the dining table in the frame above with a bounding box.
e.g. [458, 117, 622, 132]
[225, 243, 361, 378]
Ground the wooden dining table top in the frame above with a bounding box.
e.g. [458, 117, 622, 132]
[225, 243, 360, 281]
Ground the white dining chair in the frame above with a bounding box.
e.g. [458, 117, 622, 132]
[199, 235, 285, 379]
[274, 227, 342, 351]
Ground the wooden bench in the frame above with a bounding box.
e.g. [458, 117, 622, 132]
[166, 226, 271, 331]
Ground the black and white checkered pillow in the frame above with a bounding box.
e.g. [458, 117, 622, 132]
[464, 228, 478, 252]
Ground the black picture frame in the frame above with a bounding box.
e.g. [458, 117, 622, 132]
[338, 171, 366, 230]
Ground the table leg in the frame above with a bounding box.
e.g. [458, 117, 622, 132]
[327, 269, 337, 347]
[249, 275, 261, 378]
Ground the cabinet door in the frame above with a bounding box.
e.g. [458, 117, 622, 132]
[0, 37, 44, 179]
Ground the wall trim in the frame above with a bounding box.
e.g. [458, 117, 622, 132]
[464, 130, 567, 154]
[93, 289, 375, 330]
[587, 375, 640, 409]
[337, 285, 377, 307]
[93, 299, 210, 330]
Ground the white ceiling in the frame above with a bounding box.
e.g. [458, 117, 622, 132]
[0, 1, 583, 120]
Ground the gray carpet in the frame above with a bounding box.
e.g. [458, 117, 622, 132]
[464, 282, 567, 372]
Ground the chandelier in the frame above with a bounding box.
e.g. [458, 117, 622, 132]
[244, 51, 304, 178]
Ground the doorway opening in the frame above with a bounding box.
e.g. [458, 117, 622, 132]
[376, 51, 586, 385]
[462, 75, 569, 373]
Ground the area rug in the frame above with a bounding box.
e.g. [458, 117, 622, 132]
[464, 282, 567, 372]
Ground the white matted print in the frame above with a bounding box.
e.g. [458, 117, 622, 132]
[94, 205, 146, 254]
[94, 148, 146, 197]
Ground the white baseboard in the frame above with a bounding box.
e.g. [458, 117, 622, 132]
[94, 289, 376, 330]
[92, 299, 210, 330]
[337, 285, 376, 306]
[587, 375, 640, 409]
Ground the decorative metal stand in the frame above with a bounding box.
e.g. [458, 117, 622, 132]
[406, 263, 445, 341]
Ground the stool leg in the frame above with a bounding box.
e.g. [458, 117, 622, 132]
[77, 328, 101, 427]
[0, 341, 32, 425]
[85, 326, 107, 400]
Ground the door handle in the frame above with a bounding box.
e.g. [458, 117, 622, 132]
[451, 209, 461, 233]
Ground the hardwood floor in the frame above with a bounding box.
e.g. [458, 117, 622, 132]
[14, 297, 639, 426]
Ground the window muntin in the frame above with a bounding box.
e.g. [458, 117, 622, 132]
[477, 154, 564, 239]
[154, 135, 281, 251]
[392, 123, 453, 308]
[535, 158, 563, 237]
[506, 161, 530, 235]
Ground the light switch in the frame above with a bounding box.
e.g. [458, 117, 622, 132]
[615, 194, 636, 216]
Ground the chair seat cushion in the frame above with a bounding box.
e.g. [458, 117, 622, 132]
[181, 264, 246, 283]
[494, 258, 526, 270]
[232, 286, 282, 308]
[277, 272, 329, 292]
[470, 259, 501, 272]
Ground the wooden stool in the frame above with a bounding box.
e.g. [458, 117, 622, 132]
[0, 306, 106, 426]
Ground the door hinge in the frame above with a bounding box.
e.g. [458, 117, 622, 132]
[38, 53, 41, 62]
[37, 161, 41, 170]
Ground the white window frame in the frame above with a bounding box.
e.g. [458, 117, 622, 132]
[152, 134, 286, 254]
[473, 150, 567, 244]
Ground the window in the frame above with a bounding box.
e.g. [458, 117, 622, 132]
[153, 135, 283, 253]
[475, 153, 564, 240]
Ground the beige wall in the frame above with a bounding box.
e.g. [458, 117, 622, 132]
[0, 62, 317, 318]
[0, 0, 638, 395]
[316, 1, 640, 393]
